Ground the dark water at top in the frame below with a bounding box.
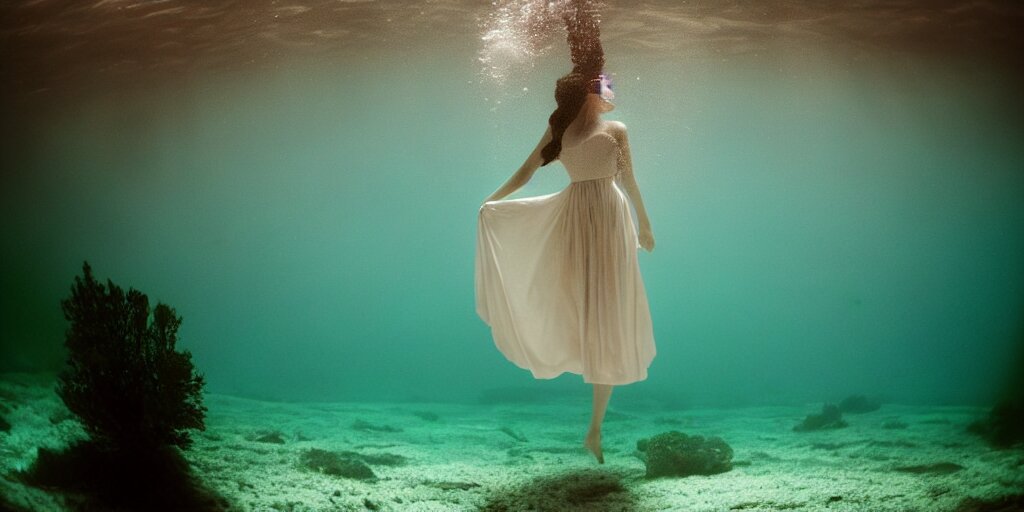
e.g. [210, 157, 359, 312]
[1, 0, 1022, 407]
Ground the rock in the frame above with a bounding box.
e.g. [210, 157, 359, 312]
[793, 404, 848, 432]
[838, 394, 881, 414]
[0, 414, 10, 433]
[299, 448, 377, 481]
[636, 430, 733, 478]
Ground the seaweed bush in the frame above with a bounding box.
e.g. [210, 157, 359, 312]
[17, 261, 224, 511]
[57, 261, 207, 450]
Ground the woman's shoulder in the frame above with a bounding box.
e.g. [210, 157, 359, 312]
[605, 120, 627, 130]
[603, 121, 628, 145]
[604, 120, 627, 137]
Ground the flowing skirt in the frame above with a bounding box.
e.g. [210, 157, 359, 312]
[475, 176, 656, 385]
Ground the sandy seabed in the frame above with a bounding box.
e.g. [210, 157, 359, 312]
[1, 372, 1021, 511]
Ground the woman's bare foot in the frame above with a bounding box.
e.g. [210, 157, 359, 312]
[583, 430, 604, 464]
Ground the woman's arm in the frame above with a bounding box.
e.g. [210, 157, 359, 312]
[610, 121, 655, 251]
[483, 125, 554, 203]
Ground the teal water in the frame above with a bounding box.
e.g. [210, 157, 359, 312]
[2, 1, 1023, 409]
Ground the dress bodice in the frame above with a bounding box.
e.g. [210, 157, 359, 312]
[559, 131, 621, 182]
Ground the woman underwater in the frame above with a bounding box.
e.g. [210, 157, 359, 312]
[475, 9, 657, 462]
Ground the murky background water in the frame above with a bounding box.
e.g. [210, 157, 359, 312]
[2, 0, 1022, 406]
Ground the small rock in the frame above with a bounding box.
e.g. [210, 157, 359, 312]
[300, 448, 377, 481]
[793, 404, 848, 432]
[636, 430, 733, 478]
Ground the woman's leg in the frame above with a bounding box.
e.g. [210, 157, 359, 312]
[584, 383, 613, 463]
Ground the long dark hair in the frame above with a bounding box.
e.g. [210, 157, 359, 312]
[539, 0, 606, 167]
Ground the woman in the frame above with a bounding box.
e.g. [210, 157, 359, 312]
[475, 70, 656, 464]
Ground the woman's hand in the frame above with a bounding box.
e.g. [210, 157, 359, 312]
[639, 225, 655, 252]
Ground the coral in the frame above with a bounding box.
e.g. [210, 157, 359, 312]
[56, 261, 207, 450]
[793, 404, 848, 432]
[635, 431, 733, 478]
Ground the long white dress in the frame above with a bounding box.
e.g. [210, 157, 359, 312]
[475, 129, 656, 385]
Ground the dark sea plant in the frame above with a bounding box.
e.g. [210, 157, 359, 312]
[57, 260, 207, 450]
[19, 261, 226, 511]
